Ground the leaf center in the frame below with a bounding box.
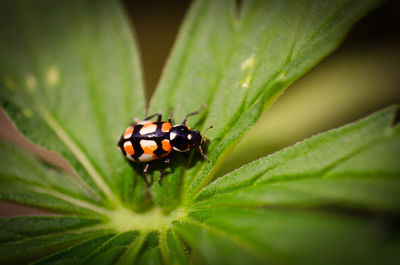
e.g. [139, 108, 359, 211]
[108, 206, 188, 232]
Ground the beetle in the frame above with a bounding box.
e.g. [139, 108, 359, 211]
[117, 108, 210, 186]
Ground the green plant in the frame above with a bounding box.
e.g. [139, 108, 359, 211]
[0, 0, 399, 264]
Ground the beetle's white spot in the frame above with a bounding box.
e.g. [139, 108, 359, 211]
[140, 139, 157, 148]
[170, 131, 177, 140]
[22, 108, 33, 118]
[242, 75, 252, 88]
[126, 156, 135, 161]
[138, 153, 154, 162]
[123, 141, 133, 148]
[25, 74, 36, 92]
[241, 54, 255, 70]
[46, 66, 60, 86]
[187, 134, 192, 140]
[139, 123, 157, 135]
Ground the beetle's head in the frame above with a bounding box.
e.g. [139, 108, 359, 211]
[170, 125, 202, 152]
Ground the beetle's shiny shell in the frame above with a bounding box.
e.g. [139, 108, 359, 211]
[118, 120, 172, 162]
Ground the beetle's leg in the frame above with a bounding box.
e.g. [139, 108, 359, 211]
[131, 117, 140, 125]
[198, 146, 208, 159]
[144, 113, 162, 122]
[182, 111, 199, 125]
[158, 157, 171, 184]
[168, 111, 174, 124]
[142, 163, 150, 186]
[182, 104, 206, 125]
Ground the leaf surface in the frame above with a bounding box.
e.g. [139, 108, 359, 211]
[0, 0, 145, 206]
[176, 207, 400, 265]
[181, 106, 400, 265]
[35, 231, 139, 265]
[0, 141, 108, 215]
[1, 0, 397, 265]
[148, 0, 383, 208]
[84, 231, 139, 265]
[196, 106, 400, 211]
[0, 216, 111, 264]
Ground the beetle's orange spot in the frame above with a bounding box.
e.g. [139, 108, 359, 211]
[123, 126, 134, 139]
[140, 122, 157, 135]
[140, 140, 158, 155]
[161, 122, 172, 132]
[161, 139, 172, 153]
[160, 139, 172, 158]
[123, 141, 135, 156]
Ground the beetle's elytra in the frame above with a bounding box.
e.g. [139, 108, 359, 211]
[118, 108, 210, 185]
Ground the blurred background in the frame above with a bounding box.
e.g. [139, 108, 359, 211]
[1, 0, 400, 215]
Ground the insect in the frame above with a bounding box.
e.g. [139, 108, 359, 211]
[117, 108, 210, 186]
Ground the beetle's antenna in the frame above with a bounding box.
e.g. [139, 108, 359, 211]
[198, 125, 213, 158]
[202, 125, 213, 142]
[203, 125, 213, 136]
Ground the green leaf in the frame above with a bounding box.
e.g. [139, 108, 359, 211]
[183, 106, 400, 265]
[148, 0, 383, 209]
[114, 232, 148, 265]
[34, 231, 139, 265]
[0, 140, 109, 215]
[195, 106, 400, 212]
[33, 234, 115, 265]
[1, 0, 397, 264]
[84, 231, 139, 265]
[173, 221, 265, 265]
[163, 229, 190, 265]
[135, 232, 162, 265]
[177, 208, 400, 265]
[218, 44, 400, 175]
[0, 216, 111, 264]
[0, 0, 145, 207]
